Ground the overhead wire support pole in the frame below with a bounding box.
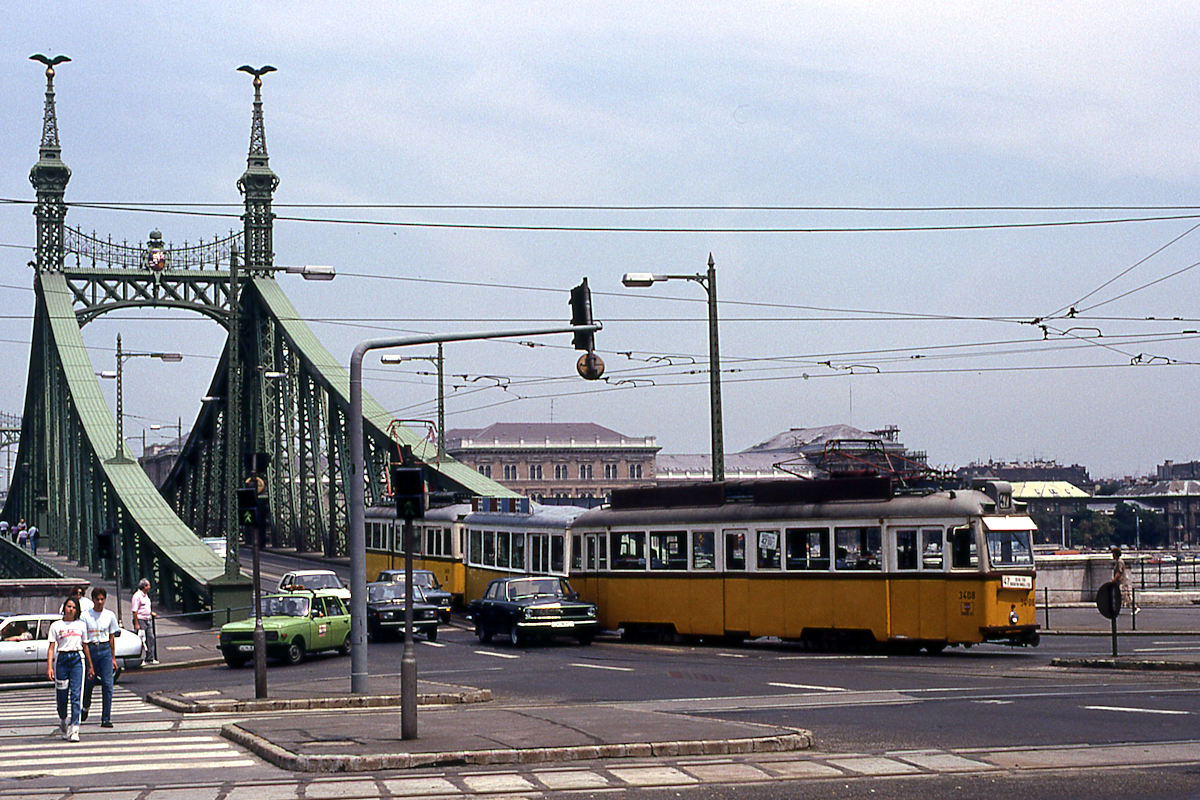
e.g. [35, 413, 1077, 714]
[348, 322, 601, 698]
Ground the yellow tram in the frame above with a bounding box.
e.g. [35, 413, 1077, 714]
[568, 477, 1039, 651]
[365, 502, 471, 607]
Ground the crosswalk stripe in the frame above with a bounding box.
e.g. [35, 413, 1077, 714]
[0, 745, 235, 767]
[0, 758, 258, 779]
[6, 738, 227, 755]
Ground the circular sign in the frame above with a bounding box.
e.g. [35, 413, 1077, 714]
[576, 352, 605, 381]
[1095, 580, 1122, 619]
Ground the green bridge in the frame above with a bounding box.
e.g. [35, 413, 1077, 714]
[2, 58, 517, 613]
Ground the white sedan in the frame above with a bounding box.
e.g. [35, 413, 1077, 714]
[0, 614, 144, 680]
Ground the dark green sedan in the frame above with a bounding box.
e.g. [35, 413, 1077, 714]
[218, 590, 351, 667]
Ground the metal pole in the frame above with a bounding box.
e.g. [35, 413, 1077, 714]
[252, 511, 267, 698]
[349, 322, 601, 695]
[436, 343, 445, 461]
[224, 247, 242, 581]
[704, 254, 724, 482]
[115, 334, 125, 462]
[401, 516, 417, 738]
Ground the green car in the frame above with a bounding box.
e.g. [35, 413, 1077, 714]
[218, 590, 351, 667]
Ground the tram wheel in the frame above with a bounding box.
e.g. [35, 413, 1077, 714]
[922, 641, 947, 655]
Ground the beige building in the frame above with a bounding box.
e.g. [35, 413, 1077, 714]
[444, 423, 659, 507]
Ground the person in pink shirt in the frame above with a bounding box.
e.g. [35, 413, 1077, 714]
[131, 579, 158, 663]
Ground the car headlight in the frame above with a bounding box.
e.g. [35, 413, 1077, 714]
[521, 608, 532, 619]
[587, 607, 597, 618]
[1009, 610, 1019, 625]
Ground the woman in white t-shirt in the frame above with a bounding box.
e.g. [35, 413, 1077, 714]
[47, 596, 94, 742]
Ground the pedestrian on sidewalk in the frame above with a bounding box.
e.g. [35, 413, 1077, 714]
[70, 585, 93, 615]
[47, 596, 93, 742]
[131, 579, 158, 664]
[28, 525, 39, 555]
[0, 521, 9, 541]
[17, 525, 28, 549]
[81, 587, 119, 728]
[1112, 546, 1133, 610]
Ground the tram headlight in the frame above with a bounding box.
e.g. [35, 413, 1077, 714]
[1008, 610, 1019, 625]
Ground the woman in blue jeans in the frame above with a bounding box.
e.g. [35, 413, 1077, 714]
[47, 596, 94, 742]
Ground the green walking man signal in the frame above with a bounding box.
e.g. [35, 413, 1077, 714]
[237, 486, 259, 529]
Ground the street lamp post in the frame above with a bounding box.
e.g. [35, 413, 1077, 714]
[622, 254, 724, 482]
[100, 334, 183, 623]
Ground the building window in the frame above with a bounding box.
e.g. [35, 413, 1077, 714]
[529, 464, 543, 481]
[477, 464, 492, 478]
[629, 463, 643, 479]
[554, 464, 568, 480]
[502, 464, 517, 481]
[580, 463, 593, 480]
[604, 463, 618, 480]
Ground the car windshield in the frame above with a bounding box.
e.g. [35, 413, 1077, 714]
[261, 596, 310, 617]
[368, 584, 426, 603]
[506, 578, 567, 600]
[414, 572, 441, 589]
[294, 574, 343, 590]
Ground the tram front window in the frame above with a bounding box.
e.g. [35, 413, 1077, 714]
[986, 529, 1034, 567]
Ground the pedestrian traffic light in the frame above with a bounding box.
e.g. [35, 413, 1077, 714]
[97, 529, 113, 560]
[569, 278, 595, 352]
[244, 451, 270, 475]
[390, 463, 425, 520]
[237, 486, 259, 529]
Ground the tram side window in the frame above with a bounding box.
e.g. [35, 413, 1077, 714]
[611, 532, 647, 570]
[757, 530, 781, 569]
[468, 529, 482, 565]
[921, 529, 943, 571]
[597, 533, 608, 570]
[551, 535, 565, 573]
[692, 531, 715, 570]
[894, 529, 918, 571]
[483, 530, 496, 567]
[572, 534, 583, 570]
[834, 526, 882, 571]
[725, 531, 747, 571]
[530, 535, 545, 573]
[950, 526, 978, 569]
[512, 534, 526, 570]
[785, 528, 829, 570]
[496, 531, 510, 569]
[649, 531, 687, 570]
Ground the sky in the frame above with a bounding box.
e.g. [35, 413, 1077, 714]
[4, 2, 1200, 480]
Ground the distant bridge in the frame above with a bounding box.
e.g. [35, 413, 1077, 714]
[3, 59, 516, 612]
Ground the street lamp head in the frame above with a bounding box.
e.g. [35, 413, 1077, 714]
[96, 371, 117, 380]
[155, 353, 183, 362]
[621, 273, 659, 288]
[285, 264, 336, 281]
[200, 395, 223, 403]
[261, 371, 286, 380]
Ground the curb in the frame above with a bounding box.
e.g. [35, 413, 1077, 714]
[1041, 629, 1188, 637]
[138, 656, 226, 671]
[220, 723, 814, 772]
[1050, 657, 1200, 672]
[147, 687, 492, 714]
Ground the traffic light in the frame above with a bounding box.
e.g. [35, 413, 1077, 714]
[97, 529, 114, 560]
[390, 463, 425, 520]
[237, 486, 259, 529]
[244, 451, 270, 475]
[569, 278, 595, 352]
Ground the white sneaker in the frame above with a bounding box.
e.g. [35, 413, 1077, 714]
[67, 725, 79, 742]
[59, 717, 67, 736]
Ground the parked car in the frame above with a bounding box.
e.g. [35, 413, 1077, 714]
[0, 613, 144, 680]
[277, 569, 350, 601]
[375, 569, 452, 621]
[366, 582, 440, 642]
[218, 590, 351, 667]
[467, 576, 599, 647]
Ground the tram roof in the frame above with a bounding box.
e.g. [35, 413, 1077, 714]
[464, 503, 589, 528]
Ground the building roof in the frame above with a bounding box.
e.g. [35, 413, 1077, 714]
[445, 422, 658, 450]
[655, 452, 818, 480]
[1010, 481, 1090, 499]
[742, 424, 884, 453]
[1114, 480, 1200, 498]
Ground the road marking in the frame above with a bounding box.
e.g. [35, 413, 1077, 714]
[474, 649, 520, 659]
[715, 652, 749, 658]
[972, 699, 1013, 705]
[1132, 646, 1200, 653]
[1082, 705, 1191, 716]
[777, 655, 888, 660]
[569, 662, 634, 672]
[768, 682, 845, 692]
[420, 640, 447, 648]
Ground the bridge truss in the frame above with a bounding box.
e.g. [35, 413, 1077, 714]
[2, 60, 515, 611]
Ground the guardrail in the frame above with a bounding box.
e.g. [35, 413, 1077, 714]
[1136, 554, 1200, 590]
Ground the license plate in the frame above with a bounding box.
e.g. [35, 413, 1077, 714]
[551, 620, 574, 628]
[237, 645, 254, 652]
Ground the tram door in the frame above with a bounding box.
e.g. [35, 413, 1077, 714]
[887, 527, 947, 640]
[722, 529, 751, 635]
